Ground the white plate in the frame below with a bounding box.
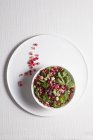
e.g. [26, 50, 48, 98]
[7, 35, 88, 116]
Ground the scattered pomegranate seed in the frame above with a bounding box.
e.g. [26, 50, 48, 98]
[18, 81, 23, 87]
[33, 57, 39, 61]
[29, 53, 33, 55]
[31, 47, 35, 50]
[29, 66, 33, 69]
[29, 70, 32, 75]
[35, 62, 40, 65]
[33, 43, 38, 46]
[18, 42, 40, 87]
[33, 68, 36, 72]
[34, 54, 39, 57]
[19, 74, 23, 77]
[29, 56, 33, 59]
[24, 72, 29, 76]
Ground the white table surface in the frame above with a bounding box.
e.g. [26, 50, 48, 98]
[0, 0, 93, 140]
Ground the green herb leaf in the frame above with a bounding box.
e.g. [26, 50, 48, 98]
[64, 91, 69, 100]
[57, 72, 65, 84]
[56, 78, 65, 85]
[39, 79, 45, 83]
[47, 67, 51, 73]
[42, 82, 49, 89]
[41, 71, 46, 77]
[66, 81, 75, 88]
[59, 96, 66, 104]
[53, 89, 57, 95]
[42, 93, 50, 102]
[58, 72, 63, 79]
[42, 95, 46, 102]
[62, 70, 68, 77]
[53, 89, 60, 96]
[35, 89, 41, 99]
[66, 75, 72, 84]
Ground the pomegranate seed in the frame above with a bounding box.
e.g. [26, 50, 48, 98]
[33, 68, 36, 72]
[33, 43, 38, 46]
[61, 85, 66, 90]
[31, 47, 35, 50]
[18, 81, 23, 87]
[30, 66, 33, 69]
[19, 74, 23, 77]
[24, 72, 29, 76]
[33, 57, 39, 61]
[29, 52, 33, 55]
[34, 54, 39, 57]
[54, 84, 59, 89]
[28, 70, 32, 75]
[35, 62, 40, 65]
[29, 56, 33, 59]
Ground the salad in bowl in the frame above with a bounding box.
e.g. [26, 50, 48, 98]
[31, 66, 75, 109]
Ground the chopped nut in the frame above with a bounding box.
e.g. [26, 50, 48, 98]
[44, 77, 47, 81]
[51, 77, 55, 81]
[56, 97, 59, 101]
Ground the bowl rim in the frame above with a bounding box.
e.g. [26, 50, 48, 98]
[31, 65, 76, 110]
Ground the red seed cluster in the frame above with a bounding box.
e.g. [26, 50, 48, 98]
[28, 53, 39, 69]
[18, 43, 40, 87]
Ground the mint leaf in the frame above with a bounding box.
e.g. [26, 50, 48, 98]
[64, 91, 69, 100]
[66, 81, 74, 88]
[35, 89, 41, 99]
[62, 70, 68, 77]
[58, 72, 63, 79]
[47, 67, 51, 73]
[53, 89, 57, 95]
[59, 96, 65, 104]
[41, 71, 46, 77]
[39, 79, 45, 83]
[56, 78, 65, 85]
[42, 82, 49, 89]
[42, 93, 50, 102]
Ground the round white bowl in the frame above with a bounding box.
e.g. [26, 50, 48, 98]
[31, 66, 75, 110]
